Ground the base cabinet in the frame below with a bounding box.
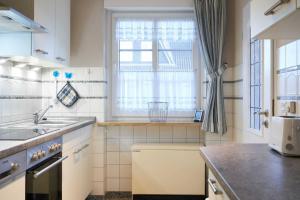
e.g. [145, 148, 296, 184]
[0, 175, 25, 200]
[207, 170, 229, 200]
[62, 126, 92, 200]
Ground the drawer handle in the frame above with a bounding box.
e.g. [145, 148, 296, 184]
[208, 178, 222, 195]
[264, 0, 290, 16]
[56, 57, 66, 62]
[35, 49, 49, 55]
[73, 144, 89, 154]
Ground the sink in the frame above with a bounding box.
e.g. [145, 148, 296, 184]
[38, 120, 77, 125]
[1, 118, 79, 130]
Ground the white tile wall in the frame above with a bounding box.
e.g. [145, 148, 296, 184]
[104, 125, 203, 192]
[41, 67, 106, 122]
[0, 62, 42, 123]
[92, 126, 106, 196]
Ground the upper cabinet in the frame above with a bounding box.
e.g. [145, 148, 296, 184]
[251, 0, 300, 39]
[32, 0, 55, 61]
[0, 0, 70, 66]
[33, 0, 70, 65]
[54, 0, 70, 65]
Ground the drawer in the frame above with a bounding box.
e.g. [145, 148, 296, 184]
[207, 170, 230, 200]
[63, 125, 92, 152]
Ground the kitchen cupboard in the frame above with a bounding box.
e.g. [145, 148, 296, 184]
[207, 170, 229, 200]
[0, 175, 25, 200]
[62, 125, 92, 200]
[0, 0, 70, 65]
[54, 0, 70, 65]
[251, 0, 300, 39]
[32, 0, 55, 61]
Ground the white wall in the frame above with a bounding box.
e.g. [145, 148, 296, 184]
[104, 0, 193, 10]
[70, 0, 105, 68]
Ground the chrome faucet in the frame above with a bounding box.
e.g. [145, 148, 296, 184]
[33, 105, 53, 124]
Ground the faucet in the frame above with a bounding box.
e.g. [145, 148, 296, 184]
[33, 105, 53, 124]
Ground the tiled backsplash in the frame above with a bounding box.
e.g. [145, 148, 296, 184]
[41, 67, 107, 122]
[0, 62, 42, 123]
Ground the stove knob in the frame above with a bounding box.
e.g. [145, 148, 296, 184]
[37, 151, 44, 159]
[57, 144, 62, 149]
[54, 144, 59, 151]
[49, 145, 55, 153]
[11, 163, 20, 171]
[41, 151, 46, 157]
[31, 153, 39, 161]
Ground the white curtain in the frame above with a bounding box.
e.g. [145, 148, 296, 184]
[113, 17, 197, 116]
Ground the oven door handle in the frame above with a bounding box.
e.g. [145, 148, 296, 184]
[33, 156, 69, 179]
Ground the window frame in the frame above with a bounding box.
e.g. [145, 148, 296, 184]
[244, 38, 264, 136]
[110, 12, 201, 118]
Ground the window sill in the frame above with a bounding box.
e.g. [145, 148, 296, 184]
[97, 121, 201, 127]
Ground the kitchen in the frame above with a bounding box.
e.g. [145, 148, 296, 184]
[0, 0, 300, 200]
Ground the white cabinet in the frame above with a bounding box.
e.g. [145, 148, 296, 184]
[0, 175, 25, 200]
[251, 0, 300, 39]
[0, 0, 70, 65]
[207, 170, 230, 200]
[132, 144, 205, 195]
[54, 0, 70, 65]
[32, 0, 55, 60]
[33, 0, 70, 64]
[62, 126, 92, 200]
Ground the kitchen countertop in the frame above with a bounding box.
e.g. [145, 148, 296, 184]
[200, 144, 300, 200]
[0, 117, 96, 159]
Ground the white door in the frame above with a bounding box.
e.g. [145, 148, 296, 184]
[243, 3, 273, 141]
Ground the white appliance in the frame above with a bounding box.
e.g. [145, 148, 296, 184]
[269, 116, 300, 156]
[132, 144, 205, 197]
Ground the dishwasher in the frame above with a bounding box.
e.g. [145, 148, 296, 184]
[132, 144, 205, 200]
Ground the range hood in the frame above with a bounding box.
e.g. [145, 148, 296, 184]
[0, 4, 46, 33]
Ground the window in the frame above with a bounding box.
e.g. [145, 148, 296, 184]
[250, 39, 262, 130]
[112, 14, 198, 117]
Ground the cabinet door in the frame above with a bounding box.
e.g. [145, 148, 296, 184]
[54, 0, 70, 65]
[62, 148, 82, 200]
[32, 0, 55, 60]
[80, 138, 92, 198]
[251, 0, 297, 38]
[0, 175, 25, 200]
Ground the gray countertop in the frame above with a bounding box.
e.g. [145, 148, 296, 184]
[0, 117, 96, 159]
[200, 144, 300, 200]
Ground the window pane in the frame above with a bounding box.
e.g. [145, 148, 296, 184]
[254, 86, 260, 108]
[120, 41, 133, 49]
[120, 51, 152, 71]
[249, 39, 262, 130]
[254, 63, 260, 85]
[250, 86, 255, 107]
[254, 41, 260, 63]
[114, 17, 196, 114]
[120, 51, 133, 62]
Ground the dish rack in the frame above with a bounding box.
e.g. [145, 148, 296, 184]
[148, 102, 169, 122]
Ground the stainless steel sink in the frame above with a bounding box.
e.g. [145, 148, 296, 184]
[1, 118, 79, 130]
